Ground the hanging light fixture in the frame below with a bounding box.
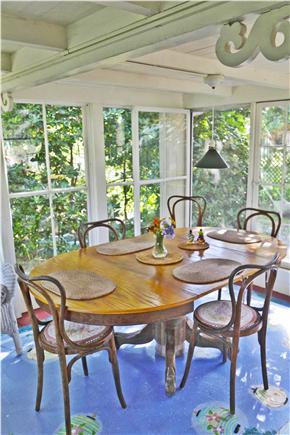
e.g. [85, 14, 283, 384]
[195, 107, 229, 169]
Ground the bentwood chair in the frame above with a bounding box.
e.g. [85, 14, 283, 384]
[78, 218, 126, 248]
[15, 265, 126, 435]
[237, 207, 281, 238]
[167, 195, 207, 227]
[218, 208, 281, 303]
[180, 254, 281, 415]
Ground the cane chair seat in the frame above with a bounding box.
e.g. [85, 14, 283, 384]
[40, 321, 112, 352]
[195, 300, 260, 332]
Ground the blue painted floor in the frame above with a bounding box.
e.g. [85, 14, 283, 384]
[1, 292, 289, 435]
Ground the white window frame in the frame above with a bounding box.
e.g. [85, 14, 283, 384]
[4, 103, 88, 257]
[100, 105, 191, 237]
[248, 99, 290, 268]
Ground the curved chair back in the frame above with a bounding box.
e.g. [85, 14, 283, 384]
[15, 265, 95, 353]
[78, 218, 126, 248]
[167, 195, 207, 228]
[237, 208, 281, 238]
[212, 254, 281, 335]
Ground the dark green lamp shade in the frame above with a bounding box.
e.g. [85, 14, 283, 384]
[195, 147, 229, 169]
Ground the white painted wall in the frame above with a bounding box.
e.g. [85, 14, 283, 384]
[184, 85, 289, 108]
[13, 82, 184, 108]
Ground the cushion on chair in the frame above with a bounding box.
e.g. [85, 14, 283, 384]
[195, 300, 259, 330]
[42, 320, 111, 347]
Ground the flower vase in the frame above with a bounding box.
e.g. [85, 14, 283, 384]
[152, 232, 168, 258]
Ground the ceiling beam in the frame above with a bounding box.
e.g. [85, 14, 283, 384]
[66, 67, 232, 96]
[94, 1, 159, 16]
[134, 50, 290, 89]
[2, 14, 67, 51]
[2, 1, 287, 93]
[1, 52, 12, 73]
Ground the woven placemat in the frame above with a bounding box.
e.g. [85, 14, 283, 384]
[172, 258, 241, 284]
[136, 251, 184, 266]
[43, 270, 116, 300]
[96, 235, 154, 255]
[207, 229, 261, 244]
[178, 241, 209, 251]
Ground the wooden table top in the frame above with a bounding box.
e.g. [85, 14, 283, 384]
[30, 227, 286, 326]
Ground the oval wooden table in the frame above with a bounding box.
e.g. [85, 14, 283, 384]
[31, 227, 286, 395]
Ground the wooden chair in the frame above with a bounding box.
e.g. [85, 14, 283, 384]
[78, 218, 126, 248]
[167, 195, 207, 227]
[237, 207, 281, 238]
[218, 208, 281, 303]
[15, 265, 126, 435]
[180, 254, 281, 415]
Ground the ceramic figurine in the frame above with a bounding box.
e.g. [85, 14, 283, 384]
[187, 229, 195, 243]
[197, 228, 205, 244]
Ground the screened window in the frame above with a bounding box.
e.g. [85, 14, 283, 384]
[104, 108, 189, 236]
[254, 101, 290, 246]
[192, 106, 250, 227]
[2, 103, 87, 271]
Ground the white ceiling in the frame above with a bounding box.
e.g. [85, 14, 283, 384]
[1, 1, 289, 97]
[1, 2, 105, 26]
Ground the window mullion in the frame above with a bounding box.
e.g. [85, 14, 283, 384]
[251, 103, 261, 211]
[42, 104, 57, 256]
[132, 108, 141, 236]
[280, 107, 288, 220]
[83, 104, 108, 244]
[159, 113, 167, 218]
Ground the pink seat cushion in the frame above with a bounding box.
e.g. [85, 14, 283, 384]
[42, 320, 110, 347]
[195, 300, 259, 330]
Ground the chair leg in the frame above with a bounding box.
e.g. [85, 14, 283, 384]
[12, 331, 23, 355]
[108, 337, 127, 409]
[258, 330, 269, 390]
[246, 283, 252, 306]
[35, 347, 45, 412]
[58, 352, 72, 435]
[217, 289, 222, 300]
[180, 324, 197, 389]
[229, 336, 239, 415]
[81, 356, 89, 376]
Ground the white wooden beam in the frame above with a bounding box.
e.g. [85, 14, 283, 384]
[2, 1, 287, 92]
[2, 14, 67, 51]
[63, 68, 232, 96]
[1, 52, 12, 73]
[94, 1, 158, 16]
[135, 50, 290, 89]
[67, 7, 142, 49]
[183, 84, 289, 108]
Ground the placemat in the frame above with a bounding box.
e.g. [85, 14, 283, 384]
[136, 251, 184, 266]
[178, 241, 209, 251]
[43, 270, 116, 300]
[96, 235, 154, 255]
[172, 258, 241, 284]
[207, 229, 261, 244]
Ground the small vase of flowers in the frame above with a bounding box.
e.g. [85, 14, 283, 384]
[149, 217, 175, 258]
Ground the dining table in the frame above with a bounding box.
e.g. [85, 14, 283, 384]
[30, 227, 286, 395]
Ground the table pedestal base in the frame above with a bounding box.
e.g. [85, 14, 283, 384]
[114, 315, 227, 395]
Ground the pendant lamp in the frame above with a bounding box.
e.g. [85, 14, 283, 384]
[195, 107, 229, 169]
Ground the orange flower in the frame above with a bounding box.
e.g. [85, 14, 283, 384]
[153, 217, 160, 227]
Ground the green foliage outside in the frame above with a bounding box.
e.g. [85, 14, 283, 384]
[192, 107, 250, 228]
[2, 104, 87, 271]
[5, 103, 287, 270]
[258, 105, 290, 242]
[104, 108, 161, 237]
